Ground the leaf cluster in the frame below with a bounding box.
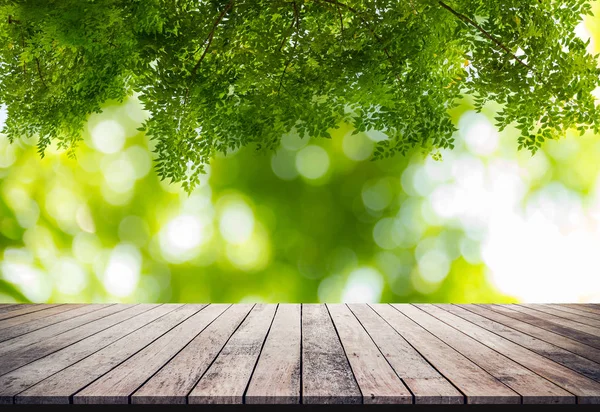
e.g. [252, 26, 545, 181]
[1, 0, 599, 191]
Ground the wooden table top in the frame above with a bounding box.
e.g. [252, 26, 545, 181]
[0, 303, 599, 404]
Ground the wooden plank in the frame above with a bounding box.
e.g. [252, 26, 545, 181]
[0, 304, 127, 355]
[0, 304, 22, 314]
[0, 304, 147, 376]
[371, 304, 519, 404]
[132, 304, 254, 404]
[15, 304, 201, 404]
[188, 304, 277, 404]
[581, 304, 600, 314]
[0, 304, 111, 343]
[0, 304, 165, 404]
[458, 304, 600, 365]
[520, 304, 600, 329]
[348, 304, 463, 404]
[0, 304, 61, 321]
[509, 305, 600, 337]
[394, 304, 574, 404]
[301, 304, 361, 404]
[0, 304, 85, 331]
[421, 305, 600, 403]
[446, 305, 600, 381]
[487, 305, 600, 349]
[245, 304, 301, 404]
[549, 304, 600, 320]
[328, 304, 412, 404]
[73, 304, 222, 404]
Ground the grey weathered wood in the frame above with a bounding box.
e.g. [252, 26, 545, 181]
[521, 304, 600, 328]
[132, 304, 254, 404]
[348, 304, 463, 404]
[0, 304, 111, 343]
[0, 304, 126, 354]
[73, 304, 220, 404]
[420, 304, 600, 403]
[509, 305, 600, 337]
[188, 304, 277, 404]
[0, 304, 149, 376]
[16, 304, 199, 404]
[0, 304, 164, 404]
[490, 305, 600, 348]
[372, 304, 519, 404]
[245, 304, 301, 404]
[395, 304, 574, 404]
[0, 304, 85, 331]
[442, 305, 600, 382]
[328, 304, 412, 404]
[0, 304, 22, 314]
[459, 304, 600, 365]
[549, 304, 600, 319]
[580, 304, 600, 314]
[0, 304, 61, 321]
[301, 304, 361, 404]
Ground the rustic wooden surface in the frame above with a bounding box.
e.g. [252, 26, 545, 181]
[0, 303, 599, 404]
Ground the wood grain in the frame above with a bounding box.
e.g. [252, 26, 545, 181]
[0, 304, 81, 330]
[396, 304, 575, 404]
[0, 304, 61, 321]
[442, 304, 600, 382]
[132, 304, 254, 404]
[16, 304, 200, 404]
[520, 304, 600, 328]
[0, 304, 108, 342]
[348, 303, 463, 404]
[245, 304, 301, 404]
[301, 304, 361, 404]
[73, 304, 220, 404]
[0, 304, 163, 404]
[188, 304, 277, 404]
[419, 304, 600, 403]
[328, 304, 412, 404]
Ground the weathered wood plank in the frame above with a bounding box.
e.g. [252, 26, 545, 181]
[0, 304, 149, 376]
[348, 303, 463, 404]
[15, 304, 200, 404]
[328, 304, 412, 404]
[509, 305, 600, 337]
[245, 304, 301, 404]
[73, 304, 222, 404]
[549, 304, 600, 319]
[521, 304, 600, 329]
[0, 304, 22, 314]
[132, 304, 254, 404]
[420, 304, 600, 403]
[0, 304, 164, 404]
[0, 304, 85, 331]
[188, 304, 277, 404]
[0, 304, 111, 343]
[0, 304, 61, 321]
[301, 304, 361, 404]
[371, 304, 519, 404]
[458, 304, 600, 365]
[487, 305, 600, 349]
[0, 304, 126, 354]
[444, 305, 600, 382]
[581, 304, 600, 313]
[395, 304, 574, 404]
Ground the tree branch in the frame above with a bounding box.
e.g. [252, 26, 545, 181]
[277, 2, 300, 94]
[35, 57, 47, 88]
[190, 0, 235, 79]
[438, 1, 533, 72]
[316, 0, 399, 80]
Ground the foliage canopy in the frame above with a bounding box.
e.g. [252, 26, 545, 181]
[1, 0, 599, 192]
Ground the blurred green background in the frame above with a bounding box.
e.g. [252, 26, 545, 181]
[1, 6, 600, 304]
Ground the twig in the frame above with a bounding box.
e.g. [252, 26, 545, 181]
[277, 2, 300, 94]
[35, 58, 47, 88]
[438, 1, 533, 72]
[190, 0, 235, 78]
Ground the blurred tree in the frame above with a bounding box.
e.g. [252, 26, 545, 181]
[1, 0, 599, 192]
